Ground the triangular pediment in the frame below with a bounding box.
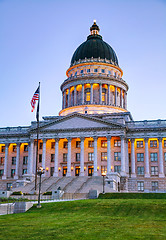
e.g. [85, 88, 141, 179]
[35, 113, 124, 132]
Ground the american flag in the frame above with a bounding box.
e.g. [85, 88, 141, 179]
[31, 86, 39, 112]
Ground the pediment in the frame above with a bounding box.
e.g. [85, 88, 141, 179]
[37, 113, 124, 132]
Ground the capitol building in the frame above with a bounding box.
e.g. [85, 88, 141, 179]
[0, 21, 166, 193]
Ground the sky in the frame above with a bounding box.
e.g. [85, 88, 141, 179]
[0, 0, 166, 127]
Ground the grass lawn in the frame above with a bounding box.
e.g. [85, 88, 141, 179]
[0, 199, 166, 240]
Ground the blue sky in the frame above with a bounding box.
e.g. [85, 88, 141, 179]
[0, 0, 166, 127]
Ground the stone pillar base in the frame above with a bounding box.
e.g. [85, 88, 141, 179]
[93, 171, 98, 176]
[14, 175, 19, 180]
[53, 172, 58, 177]
[2, 175, 6, 180]
[145, 173, 150, 178]
[79, 172, 84, 176]
[66, 173, 71, 177]
[131, 173, 136, 178]
[159, 173, 165, 178]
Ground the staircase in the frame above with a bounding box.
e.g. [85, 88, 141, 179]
[46, 177, 75, 192]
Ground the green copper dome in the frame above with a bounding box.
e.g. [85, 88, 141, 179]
[70, 21, 119, 66]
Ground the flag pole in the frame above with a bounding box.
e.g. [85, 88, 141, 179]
[35, 82, 40, 191]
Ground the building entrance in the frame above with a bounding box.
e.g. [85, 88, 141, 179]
[88, 166, 94, 176]
[63, 167, 67, 176]
[75, 167, 80, 176]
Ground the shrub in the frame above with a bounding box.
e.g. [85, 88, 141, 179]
[11, 191, 23, 196]
[43, 191, 52, 195]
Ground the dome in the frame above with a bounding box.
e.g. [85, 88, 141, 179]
[70, 21, 119, 66]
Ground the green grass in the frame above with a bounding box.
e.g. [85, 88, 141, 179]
[1, 199, 166, 240]
[98, 192, 166, 199]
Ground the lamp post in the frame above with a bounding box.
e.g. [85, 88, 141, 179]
[36, 167, 45, 208]
[102, 172, 106, 194]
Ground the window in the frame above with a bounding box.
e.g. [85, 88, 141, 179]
[137, 141, 143, 148]
[101, 152, 107, 161]
[22, 169, 27, 175]
[23, 156, 28, 165]
[80, 70, 83, 74]
[114, 165, 121, 173]
[164, 140, 166, 147]
[137, 153, 144, 162]
[11, 169, 15, 178]
[101, 69, 105, 73]
[24, 145, 28, 152]
[151, 166, 158, 176]
[63, 153, 67, 162]
[152, 181, 158, 191]
[39, 154, 42, 163]
[94, 69, 98, 73]
[88, 141, 94, 148]
[137, 166, 144, 175]
[0, 157, 4, 165]
[86, 92, 90, 102]
[1, 146, 5, 153]
[39, 142, 43, 149]
[76, 153, 80, 162]
[137, 182, 144, 192]
[164, 152, 166, 161]
[51, 167, 54, 176]
[101, 166, 107, 174]
[114, 152, 121, 161]
[51, 142, 55, 149]
[51, 154, 55, 162]
[63, 141, 68, 148]
[114, 140, 121, 147]
[0, 169, 4, 177]
[12, 157, 16, 165]
[88, 153, 94, 161]
[102, 92, 105, 102]
[150, 153, 158, 162]
[108, 70, 111, 75]
[76, 141, 81, 148]
[13, 145, 17, 152]
[75, 71, 77, 76]
[101, 140, 107, 148]
[87, 69, 90, 73]
[150, 140, 157, 148]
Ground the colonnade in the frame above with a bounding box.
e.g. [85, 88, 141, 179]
[62, 84, 127, 110]
[0, 137, 166, 179]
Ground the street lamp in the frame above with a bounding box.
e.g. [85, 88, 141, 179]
[102, 172, 106, 194]
[36, 167, 45, 208]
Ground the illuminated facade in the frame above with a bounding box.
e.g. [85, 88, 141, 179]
[0, 21, 166, 193]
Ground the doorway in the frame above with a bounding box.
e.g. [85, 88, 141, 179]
[88, 166, 94, 176]
[63, 167, 67, 176]
[75, 167, 80, 176]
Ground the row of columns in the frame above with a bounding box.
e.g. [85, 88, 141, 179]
[63, 84, 127, 109]
[1, 137, 165, 179]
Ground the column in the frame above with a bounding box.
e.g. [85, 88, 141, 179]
[80, 137, 85, 176]
[120, 89, 122, 107]
[28, 140, 34, 175]
[158, 138, 165, 178]
[107, 136, 111, 174]
[42, 139, 46, 175]
[131, 139, 136, 177]
[68, 89, 70, 107]
[144, 138, 150, 177]
[124, 92, 127, 109]
[64, 91, 66, 108]
[82, 84, 84, 105]
[53, 138, 59, 177]
[90, 84, 93, 104]
[74, 86, 77, 106]
[2, 143, 9, 179]
[121, 136, 126, 176]
[62, 92, 64, 109]
[14, 143, 20, 179]
[107, 85, 110, 105]
[115, 86, 117, 106]
[93, 137, 98, 176]
[99, 84, 102, 104]
[125, 139, 129, 174]
[66, 138, 72, 177]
